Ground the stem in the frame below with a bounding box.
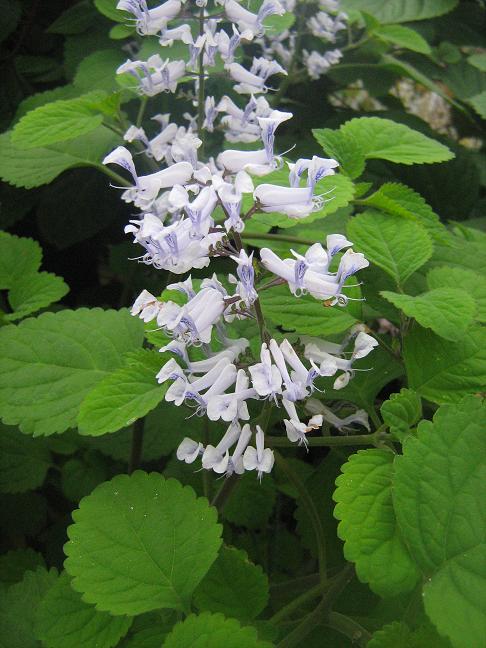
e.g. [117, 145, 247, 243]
[128, 417, 145, 474]
[270, 583, 322, 624]
[267, 430, 391, 447]
[253, 297, 269, 344]
[326, 612, 371, 646]
[276, 565, 356, 648]
[136, 96, 148, 127]
[274, 450, 327, 588]
[210, 473, 239, 511]
[241, 231, 316, 246]
[202, 419, 211, 499]
[95, 164, 132, 187]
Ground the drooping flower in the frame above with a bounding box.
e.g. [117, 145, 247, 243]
[243, 426, 275, 479]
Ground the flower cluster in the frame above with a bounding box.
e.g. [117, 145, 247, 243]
[104, 0, 375, 479]
[254, 0, 347, 81]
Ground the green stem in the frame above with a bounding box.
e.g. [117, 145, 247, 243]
[274, 450, 327, 588]
[326, 612, 371, 646]
[267, 430, 391, 448]
[96, 164, 132, 187]
[270, 583, 322, 624]
[241, 231, 316, 246]
[210, 473, 239, 512]
[136, 96, 148, 127]
[196, 4, 206, 155]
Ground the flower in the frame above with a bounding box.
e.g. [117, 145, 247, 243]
[243, 426, 275, 479]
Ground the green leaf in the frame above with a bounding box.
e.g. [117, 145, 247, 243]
[0, 231, 42, 289]
[358, 182, 446, 242]
[259, 285, 357, 336]
[404, 326, 486, 404]
[61, 453, 109, 502]
[223, 472, 276, 530]
[394, 397, 486, 648]
[469, 90, 486, 119]
[193, 546, 268, 622]
[0, 549, 45, 586]
[381, 288, 476, 341]
[35, 571, 132, 648]
[0, 567, 58, 648]
[94, 0, 129, 21]
[0, 424, 51, 493]
[164, 612, 271, 648]
[47, 1, 96, 34]
[313, 129, 365, 180]
[74, 50, 126, 93]
[468, 53, 486, 72]
[314, 118, 454, 178]
[6, 271, 69, 321]
[0, 309, 143, 436]
[14, 86, 80, 121]
[347, 211, 433, 286]
[374, 25, 431, 53]
[78, 350, 166, 436]
[427, 266, 486, 323]
[341, 0, 458, 23]
[380, 389, 422, 442]
[0, 127, 119, 189]
[322, 346, 404, 413]
[11, 92, 106, 149]
[368, 621, 452, 647]
[65, 472, 222, 615]
[334, 449, 419, 597]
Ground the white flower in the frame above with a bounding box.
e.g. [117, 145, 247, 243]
[218, 148, 281, 176]
[130, 289, 162, 321]
[230, 249, 258, 306]
[249, 342, 283, 400]
[117, 55, 186, 96]
[282, 399, 323, 446]
[352, 332, 378, 360]
[226, 57, 286, 95]
[206, 368, 257, 422]
[243, 425, 274, 478]
[117, 0, 182, 36]
[202, 422, 241, 473]
[305, 398, 370, 432]
[222, 0, 284, 37]
[176, 437, 203, 463]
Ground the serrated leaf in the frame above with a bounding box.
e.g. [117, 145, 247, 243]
[12, 92, 106, 148]
[374, 24, 431, 53]
[404, 326, 486, 404]
[380, 389, 422, 442]
[341, 0, 458, 23]
[0, 309, 143, 436]
[368, 620, 452, 647]
[381, 288, 476, 341]
[14, 86, 80, 121]
[164, 612, 271, 648]
[65, 472, 222, 615]
[193, 546, 268, 622]
[333, 449, 419, 597]
[0, 231, 42, 289]
[359, 182, 446, 242]
[0, 127, 119, 189]
[347, 211, 433, 286]
[6, 271, 69, 321]
[427, 266, 486, 323]
[223, 472, 276, 530]
[0, 549, 45, 585]
[35, 571, 132, 648]
[0, 567, 58, 648]
[78, 350, 166, 436]
[322, 346, 404, 412]
[315, 118, 453, 179]
[74, 50, 126, 92]
[394, 397, 486, 648]
[259, 285, 357, 336]
[0, 424, 51, 493]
